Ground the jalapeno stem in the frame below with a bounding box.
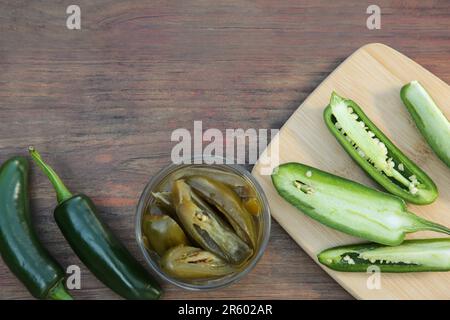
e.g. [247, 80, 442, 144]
[47, 280, 73, 300]
[28, 146, 73, 204]
[412, 213, 450, 235]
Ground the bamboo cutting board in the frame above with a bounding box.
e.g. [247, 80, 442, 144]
[252, 43, 450, 300]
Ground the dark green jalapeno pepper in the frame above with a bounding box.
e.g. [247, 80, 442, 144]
[29, 147, 161, 300]
[160, 245, 235, 280]
[324, 92, 438, 205]
[186, 176, 256, 248]
[172, 180, 253, 265]
[272, 162, 450, 246]
[0, 156, 72, 300]
[318, 238, 450, 272]
[401, 81, 450, 168]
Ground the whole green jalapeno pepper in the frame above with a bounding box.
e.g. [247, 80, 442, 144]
[172, 179, 253, 265]
[272, 162, 450, 246]
[401, 81, 450, 168]
[29, 147, 161, 300]
[318, 238, 450, 272]
[0, 156, 72, 300]
[324, 92, 438, 205]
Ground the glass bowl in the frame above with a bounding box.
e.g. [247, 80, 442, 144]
[135, 159, 271, 290]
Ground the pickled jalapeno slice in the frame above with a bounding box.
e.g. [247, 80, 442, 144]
[186, 176, 257, 248]
[172, 180, 253, 265]
[160, 246, 235, 280]
[142, 215, 190, 256]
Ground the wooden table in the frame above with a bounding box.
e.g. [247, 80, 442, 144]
[0, 0, 449, 300]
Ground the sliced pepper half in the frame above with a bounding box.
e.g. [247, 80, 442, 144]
[161, 245, 235, 280]
[324, 92, 438, 205]
[318, 238, 450, 272]
[272, 162, 450, 246]
[401, 81, 450, 168]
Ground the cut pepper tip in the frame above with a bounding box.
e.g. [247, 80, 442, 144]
[330, 91, 344, 105]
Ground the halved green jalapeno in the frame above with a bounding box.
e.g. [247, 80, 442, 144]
[186, 176, 256, 248]
[142, 215, 190, 256]
[318, 238, 450, 272]
[272, 162, 450, 246]
[172, 180, 253, 265]
[160, 245, 235, 280]
[324, 92, 438, 205]
[401, 81, 450, 167]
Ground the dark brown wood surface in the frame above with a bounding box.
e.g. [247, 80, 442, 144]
[0, 0, 449, 300]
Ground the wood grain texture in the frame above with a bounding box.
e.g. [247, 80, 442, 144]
[0, 0, 449, 300]
[252, 43, 450, 300]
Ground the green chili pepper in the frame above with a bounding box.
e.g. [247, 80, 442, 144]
[172, 179, 253, 265]
[400, 81, 450, 167]
[271, 162, 450, 246]
[160, 245, 235, 280]
[186, 176, 257, 248]
[318, 238, 450, 272]
[142, 214, 190, 256]
[324, 92, 438, 205]
[0, 157, 72, 300]
[29, 147, 161, 300]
